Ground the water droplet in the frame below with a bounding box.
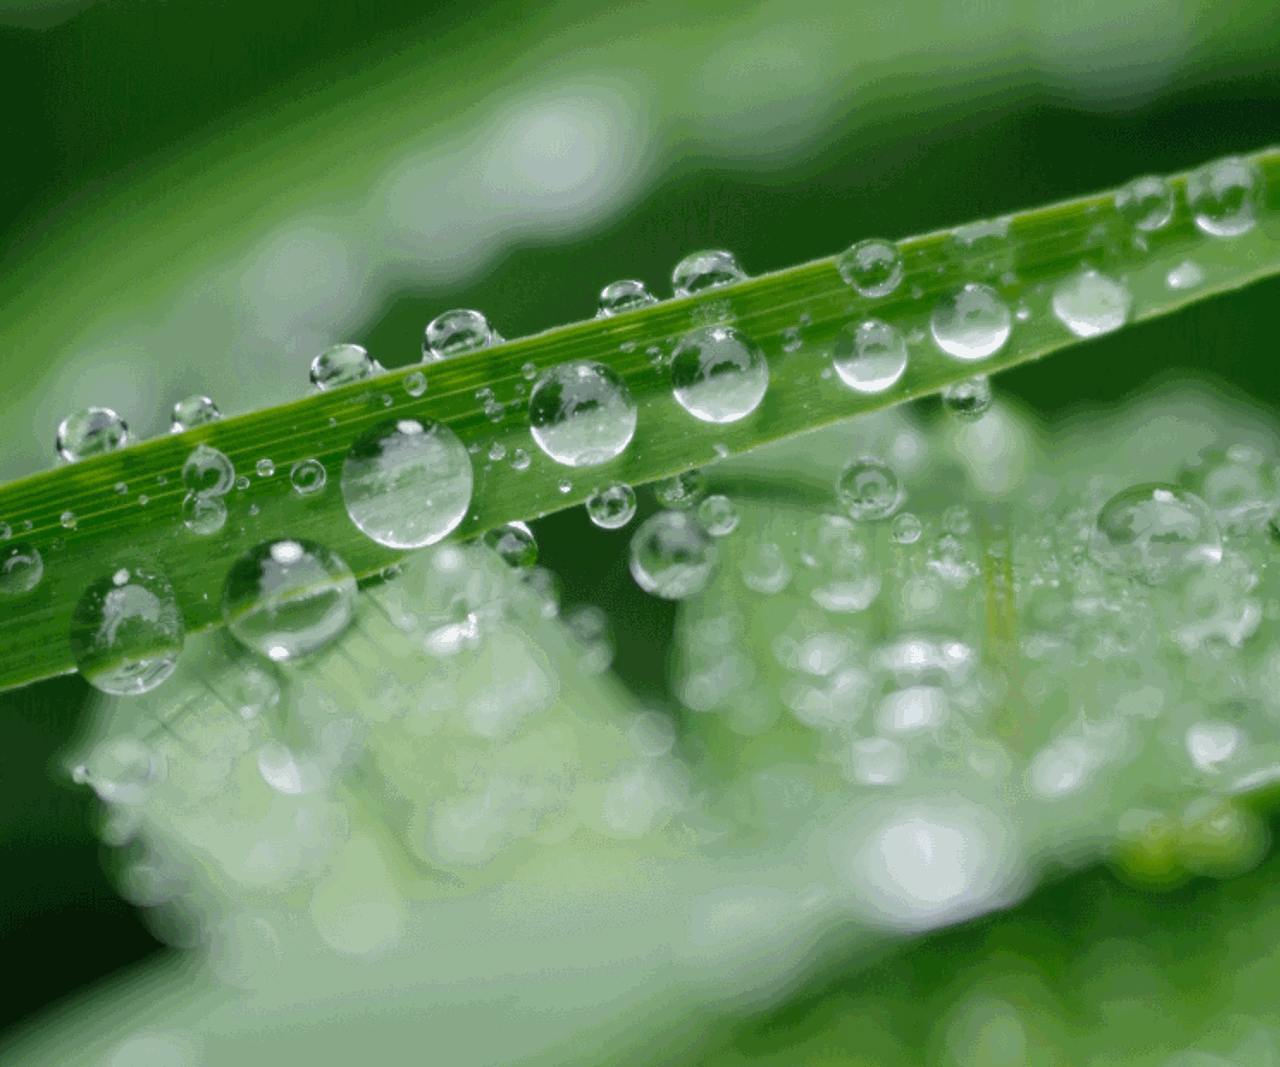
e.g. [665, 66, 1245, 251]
[950, 217, 1013, 277]
[890, 512, 922, 544]
[181, 492, 227, 535]
[310, 344, 376, 390]
[423, 309, 499, 360]
[781, 326, 802, 352]
[586, 482, 637, 529]
[558, 478, 573, 494]
[831, 318, 908, 394]
[60, 510, 77, 530]
[629, 511, 717, 599]
[113, 482, 128, 495]
[137, 494, 148, 506]
[222, 539, 356, 662]
[655, 469, 708, 510]
[340, 417, 473, 549]
[1090, 483, 1223, 585]
[156, 474, 167, 486]
[0, 522, 8, 540]
[170, 395, 221, 432]
[671, 249, 747, 298]
[56, 407, 128, 462]
[836, 457, 901, 521]
[597, 279, 658, 317]
[942, 504, 972, 535]
[290, 458, 327, 496]
[670, 326, 769, 423]
[1051, 269, 1131, 338]
[930, 284, 1011, 360]
[487, 441, 507, 462]
[521, 362, 538, 380]
[528, 361, 638, 467]
[740, 539, 791, 593]
[835, 239, 903, 298]
[1114, 175, 1174, 232]
[1186, 156, 1262, 237]
[182, 444, 236, 498]
[510, 447, 531, 471]
[402, 370, 427, 398]
[69, 561, 184, 695]
[483, 521, 537, 568]
[697, 494, 738, 535]
[942, 375, 992, 421]
[1166, 260, 1205, 290]
[0, 542, 43, 596]
[800, 514, 880, 612]
[255, 458, 275, 478]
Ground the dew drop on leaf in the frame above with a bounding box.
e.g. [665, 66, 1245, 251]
[170, 395, 221, 432]
[423, 309, 501, 360]
[835, 239, 903, 298]
[528, 360, 638, 467]
[597, 279, 658, 317]
[1090, 483, 1223, 585]
[942, 375, 992, 421]
[832, 319, 908, 394]
[1114, 175, 1174, 232]
[586, 482, 637, 529]
[671, 249, 747, 298]
[483, 521, 537, 568]
[1051, 269, 1131, 338]
[1186, 155, 1262, 237]
[289, 458, 327, 496]
[697, 494, 739, 536]
[670, 326, 769, 424]
[310, 344, 377, 390]
[836, 457, 901, 521]
[930, 284, 1011, 360]
[655, 469, 708, 510]
[0, 541, 43, 596]
[629, 511, 718, 600]
[182, 444, 236, 498]
[181, 492, 227, 535]
[56, 407, 128, 462]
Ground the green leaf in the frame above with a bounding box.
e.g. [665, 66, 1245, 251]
[1, 147, 1277, 693]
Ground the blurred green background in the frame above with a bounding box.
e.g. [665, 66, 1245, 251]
[2, 0, 1279, 1048]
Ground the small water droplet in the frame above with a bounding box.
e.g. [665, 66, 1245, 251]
[56, 408, 128, 462]
[835, 239, 903, 298]
[1166, 260, 1205, 290]
[1014, 304, 1031, 322]
[1186, 156, 1262, 237]
[223, 539, 356, 663]
[137, 494, 149, 506]
[290, 458, 327, 496]
[255, 458, 275, 478]
[181, 492, 227, 535]
[558, 478, 573, 494]
[930, 284, 1011, 360]
[234, 475, 250, 491]
[697, 494, 738, 536]
[942, 504, 972, 535]
[170, 395, 221, 432]
[1114, 175, 1174, 232]
[310, 343, 377, 391]
[780, 326, 802, 353]
[521, 362, 538, 381]
[0, 542, 43, 596]
[423, 309, 499, 360]
[597, 279, 659, 317]
[484, 399, 505, 423]
[942, 375, 992, 421]
[403, 370, 427, 397]
[340, 417, 473, 549]
[510, 447, 531, 471]
[629, 511, 717, 599]
[113, 482, 128, 495]
[832, 319, 908, 394]
[528, 361, 638, 467]
[890, 512, 922, 544]
[488, 441, 507, 462]
[1090, 483, 1223, 585]
[483, 521, 537, 567]
[670, 325, 769, 423]
[182, 444, 236, 498]
[69, 561, 184, 694]
[671, 249, 747, 298]
[836, 457, 901, 521]
[60, 510, 77, 530]
[713, 443, 730, 459]
[586, 482, 637, 529]
[655, 469, 708, 510]
[1051, 269, 1131, 338]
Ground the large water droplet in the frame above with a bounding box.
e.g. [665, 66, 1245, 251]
[831, 319, 908, 394]
[835, 239, 903, 298]
[942, 375, 992, 421]
[586, 482, 637, 529]
[597, 279, 659, 317]
[0, 542, 43, 596]
[181, 492, 227, 535]
[671, 250, 747, 298]
[310, 344, 377, 390]
[930, 284, 1011, 361]
[1090, 483, 1223, 585]
[1186, 156, 1262, 237]
[340, 417, 473, 549]
[170, 395, 221, 433]
[1051, 269, 1131, 338]
[56, 407, 128, 462]
[670, 326, 769, 423]
[630, 511, 717, 599]
[423, 309, 500, 360]
[290, 458, 327, 496]
[655, 469, 708, 510]
[1114, 175, 1174, 232]
[182, 444, 236, 498]
[527, 360, 638, 467]
[483, 521, 537, 568]
[222, 539, 356, 662]
[69, 563, 184, 695]
[836, 456, 901, 521]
